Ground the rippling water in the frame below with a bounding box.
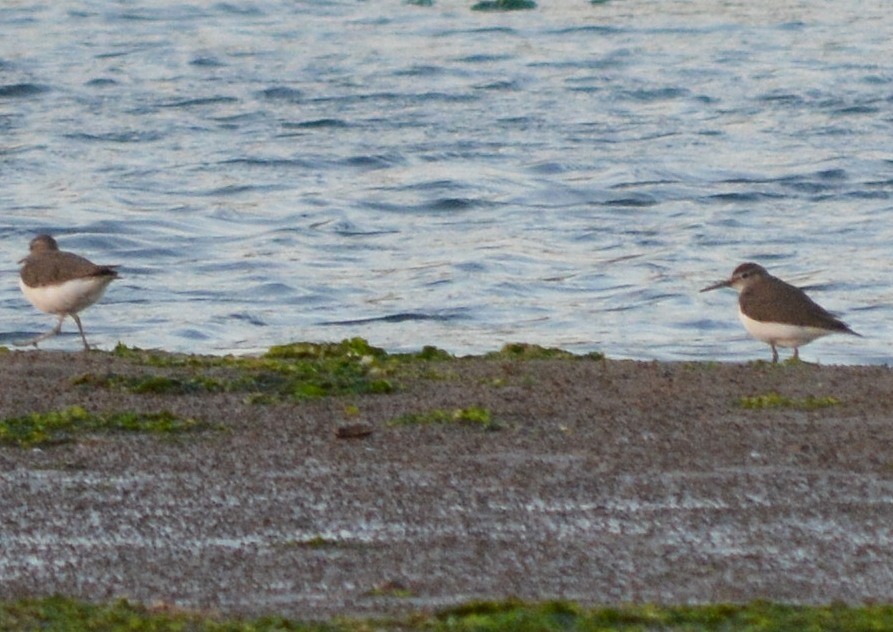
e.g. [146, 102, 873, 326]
[1, 1, 891, 364]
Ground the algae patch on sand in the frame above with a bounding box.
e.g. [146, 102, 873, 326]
[77, 339, 603, 404]
[485, 342, 604, 361]
[95, 338, 396, 402]
[738, 392, 841, 410]
[0, 406, 207, 448]
[388, 406, 498, 430]
[5, 597, 893, 631]
[96, 338, 463, 403]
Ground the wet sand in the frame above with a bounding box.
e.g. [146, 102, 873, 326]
[1, 349, 893, 619]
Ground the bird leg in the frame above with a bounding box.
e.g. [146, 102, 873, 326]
[770, 343, 779, 364]
[71, 314, 91, 351]
[14, 314, 65, 348]
[793, 347, 800, 361]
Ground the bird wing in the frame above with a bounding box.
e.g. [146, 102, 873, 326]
[20, 251, 118, 287]
[740, 277, 855, 333]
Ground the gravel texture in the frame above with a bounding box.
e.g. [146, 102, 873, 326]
[1, 349, 893, 619]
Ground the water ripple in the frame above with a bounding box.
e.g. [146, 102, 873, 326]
[0, 83, 48, 98]
[0, 1, 890, 364]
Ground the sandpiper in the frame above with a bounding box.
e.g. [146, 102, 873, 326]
[700, 262, 860, 362]
[17, 234, 119, 351]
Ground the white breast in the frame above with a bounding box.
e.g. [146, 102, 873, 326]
[737, 308, 831, 348]
[19, 276, 115, 315]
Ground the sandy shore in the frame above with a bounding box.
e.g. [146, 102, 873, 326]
[1, 348, 893, 619]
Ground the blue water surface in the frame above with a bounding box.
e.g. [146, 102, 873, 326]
[1, 0, 891, 363]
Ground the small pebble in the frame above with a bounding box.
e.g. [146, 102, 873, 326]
[335, 423, 373, 439]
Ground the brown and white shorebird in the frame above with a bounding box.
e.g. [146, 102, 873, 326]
[16, 234, 119, 351]
[700, 262, 860, 363]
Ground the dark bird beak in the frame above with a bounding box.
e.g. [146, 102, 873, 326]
[700, 278, 732, 293]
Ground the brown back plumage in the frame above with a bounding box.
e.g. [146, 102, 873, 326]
[739, 269, 859, 335]
[19, 234, 119, 288]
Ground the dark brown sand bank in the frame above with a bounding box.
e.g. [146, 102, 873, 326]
[1, 345, 893, 619]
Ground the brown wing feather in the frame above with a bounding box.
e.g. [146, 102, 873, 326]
[20, 251, 119, 288]
[740, 275, 857, 334]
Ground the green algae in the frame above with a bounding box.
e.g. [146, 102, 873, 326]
[95, 339, 465, 403]
[738, 392, 841, 410]
[92, 339, 603, 403]
[401, 344, 454, 362]
[101, 338, 398, 402]
[72, 373, 230, 395]
[485, 343, 604, 361]
[749, 355, 814, 368]
[388, 406, 498, 430]
[435, 600, 893, 630]
[0, 406, 207, 448]
[5, 597, 893, 631]
[265, 337, 386, 360]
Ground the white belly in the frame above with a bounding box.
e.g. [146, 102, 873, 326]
[738, 309, 831, 348]
[20, 276, 114, 315]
